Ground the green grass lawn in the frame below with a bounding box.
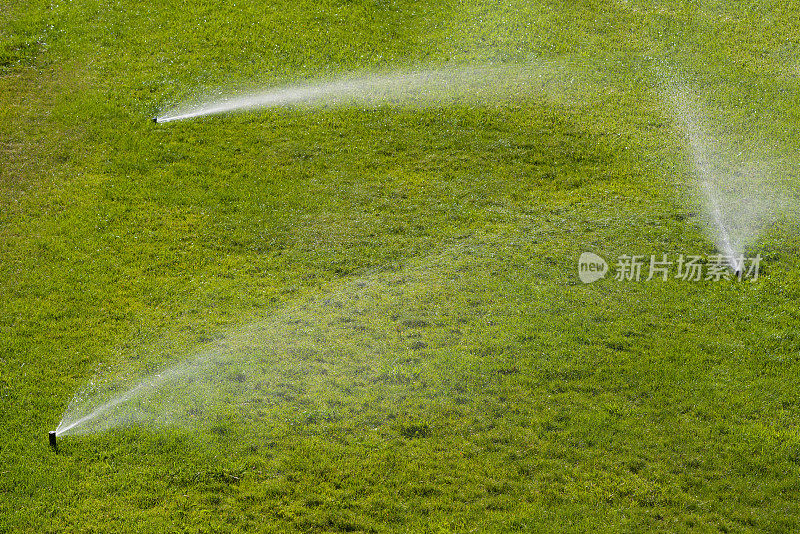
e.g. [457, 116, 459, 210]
[3, 0, 800, 531]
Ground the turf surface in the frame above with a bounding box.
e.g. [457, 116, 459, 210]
[2, 0, 800, 531]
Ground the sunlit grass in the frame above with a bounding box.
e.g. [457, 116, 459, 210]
[2, 0, 800, 531]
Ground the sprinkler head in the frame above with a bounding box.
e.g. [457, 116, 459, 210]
[731, 259, 744, 280]
[151, 117, 158, 124]
[49, 431, 58, 452]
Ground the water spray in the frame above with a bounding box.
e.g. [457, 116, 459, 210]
[665, 82, 747, 274]
[700, 180, 743, 275]
[151, 62, 573, 123]
[54, 232, 532, 438]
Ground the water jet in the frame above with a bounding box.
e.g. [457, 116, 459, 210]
[153, 62, 572, 123]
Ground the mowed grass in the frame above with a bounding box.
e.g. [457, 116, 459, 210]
[2, 0, 800, 532]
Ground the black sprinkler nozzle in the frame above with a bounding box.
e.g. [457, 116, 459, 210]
[152, 117, 158, 123]
[49, 431, 58, 452]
